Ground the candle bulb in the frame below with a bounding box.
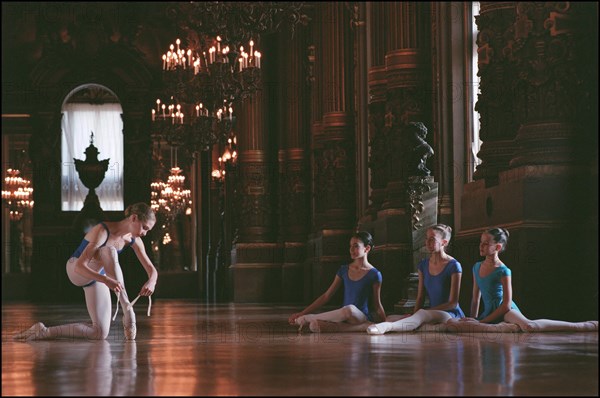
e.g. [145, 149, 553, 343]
[162, 104, 166, 117]
[162, 54, 166, 70]
[152, 109, 155, 121]
[196, 105, 200, 117]
[229, 106, 233, 121]
[176, 38, 180, 52]
[156, 99, 161, 113]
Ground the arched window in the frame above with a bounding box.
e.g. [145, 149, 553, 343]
[61, 84, 124, 211]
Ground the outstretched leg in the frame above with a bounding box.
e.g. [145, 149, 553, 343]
[96, 246, 136, 340]
[367, 309, 451, 335]
[309, 320, 372, 333]
[505, 310, 599, 332]
[295, 305, 367, 332]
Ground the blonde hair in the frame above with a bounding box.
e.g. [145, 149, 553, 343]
[124, 202, 156, 223]
[430, 224, 452, 241]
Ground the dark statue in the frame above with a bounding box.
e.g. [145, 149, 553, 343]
[405, 122, 434, 177]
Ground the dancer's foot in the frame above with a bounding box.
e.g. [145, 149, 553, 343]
[367, 322, 392, 335]
[308, 319, 321, 333]
[14, 322, 48, 341]
[123, 309, 137, 340]
[583, 321, 598, 332]
[294, 315, 314, 332]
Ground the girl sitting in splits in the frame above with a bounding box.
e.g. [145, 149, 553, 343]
[451, 227, 597, 333]
[14, 203, 158, 341]
[288, 231, 386, 333]
[367, 224, 465, 335]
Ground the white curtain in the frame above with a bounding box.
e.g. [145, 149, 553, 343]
[61, 103, 124, 211]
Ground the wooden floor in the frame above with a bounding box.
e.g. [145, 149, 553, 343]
[2, 300, 598, 396]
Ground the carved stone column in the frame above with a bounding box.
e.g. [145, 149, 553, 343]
[231, 83, 282, 302]
[306, 3, 356, 300]
[362, 2, 388, 222]
[278, 28, 309, 303]
[360, 2, 435, 310]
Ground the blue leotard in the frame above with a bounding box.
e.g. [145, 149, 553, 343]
[417, 258, 465, 318]
[336, 264, 382, 321]
[473, 261, 520, 322]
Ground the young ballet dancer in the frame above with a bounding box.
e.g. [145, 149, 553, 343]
[453, 227, 598, 332]
[367, 224, 465, 335]
[288, 231, 386, 333]
[14, 203, 158, 341]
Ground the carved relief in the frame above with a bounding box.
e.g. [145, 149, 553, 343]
[407, 177, 432, 230]
[281, 157, 309, 240]
[473, 4, 519, 180]
[313, 140, 354, 213]
[367, 102, 387, 191]
[238, 162, 273, 231]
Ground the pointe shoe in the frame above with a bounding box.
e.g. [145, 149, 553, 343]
[308, 319, 321, 333]
[294, 315, 313, 332]
[14, 322, 48, 341]
[123, 309, 137, 340]
[367, 322, 391, 335]
[584, 321, 598, 332]
[124, 322, 137, 340]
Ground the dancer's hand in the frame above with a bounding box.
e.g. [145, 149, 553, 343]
[104, 276, 123, 293]
[139, 280, 156, 296]
[288, 312, 303, 325]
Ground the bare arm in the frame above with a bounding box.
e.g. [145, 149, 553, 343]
[428, 272, 462, 312]
[370, 282, 386, 323]
[477, 275, 512, 324]
[131, 238, 158, 296]
[413, 270, 425, 313]
[288, 276, 342, 324]
[461, 269, 481, 321]
[73, 225, 122, 291]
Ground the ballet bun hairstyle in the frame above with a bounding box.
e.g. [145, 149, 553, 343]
[353, 231, 375, 251]
[125, 202, 156, 223]
[430, 224, 452, 241]
[486, 227, 510, 252]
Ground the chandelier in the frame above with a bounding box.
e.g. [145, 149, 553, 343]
[212, 134, 238, 181]
[151, 166, 192, 220]
[150, 144, 192, 220]
[2, 168, 34, 221]
[151, 2, 308, 154]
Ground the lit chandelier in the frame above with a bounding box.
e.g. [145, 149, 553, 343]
[151, 2, 308, 154]
[151, 166, 192, 219]
[2, 168, 34, 221]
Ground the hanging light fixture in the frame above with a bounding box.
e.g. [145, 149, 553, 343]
[2, 168, 34, 222]
[150, 147, 192, 220]
[151, 2, 308, 154]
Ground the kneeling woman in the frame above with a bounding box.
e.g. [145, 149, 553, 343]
[15, 203, 158, 341]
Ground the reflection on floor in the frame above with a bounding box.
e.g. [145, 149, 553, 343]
[2, 301, 598, 396]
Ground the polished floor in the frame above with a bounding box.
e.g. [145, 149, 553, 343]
[2, 300, 598, 396]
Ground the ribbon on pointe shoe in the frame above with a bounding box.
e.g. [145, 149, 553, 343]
[112, 291, 120, 321]
[127, 294, 152, 317]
